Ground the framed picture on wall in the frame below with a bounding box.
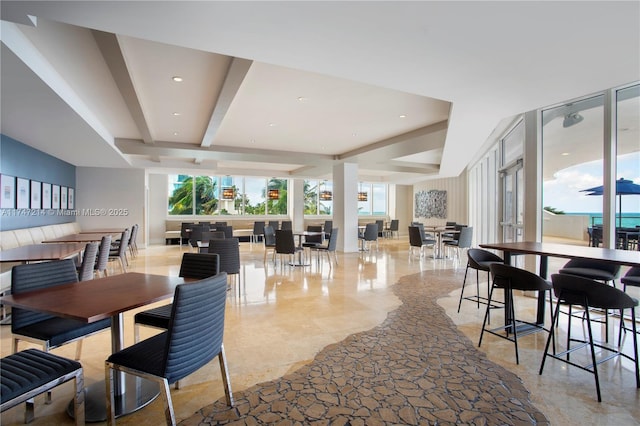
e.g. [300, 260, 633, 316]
[42, 183, 52, 209]
[68, 188, 74, 209]
[60, 186, 68, 209]
[16, 177, 29, 209]
[52, 184, 60, 209]
[0, 174, 16, 208]
[30, 180, 41, 209]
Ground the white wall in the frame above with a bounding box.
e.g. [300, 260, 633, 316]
[148, 173, 168, 245]
[76, 167, 145, 245]
[395, 184, 412, 237]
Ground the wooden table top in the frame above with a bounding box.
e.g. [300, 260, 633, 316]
[78, 228, 126, 234]
[0, 242, 86, 263]
[42, 233, 117, 243]
[480, 241, 640, 267]
[0, 272, 185, 323]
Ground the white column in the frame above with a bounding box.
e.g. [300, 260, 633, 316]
[333, 162, 359, 252]
[291, 178, 305, 233]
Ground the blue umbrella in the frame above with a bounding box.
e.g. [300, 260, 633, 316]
[580, 178, 640, 227]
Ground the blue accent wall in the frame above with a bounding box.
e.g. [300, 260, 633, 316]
[0, 134, 76, 230]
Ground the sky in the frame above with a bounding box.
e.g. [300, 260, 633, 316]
[543, 152, 640, 214]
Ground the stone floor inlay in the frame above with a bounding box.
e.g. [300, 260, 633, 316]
[181, 270, 548, 425]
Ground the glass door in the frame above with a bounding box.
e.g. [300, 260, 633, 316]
[500, 163, 524, 244]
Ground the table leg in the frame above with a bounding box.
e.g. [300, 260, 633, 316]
[67, 313, 160, 422]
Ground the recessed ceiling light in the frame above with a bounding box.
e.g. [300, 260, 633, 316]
[297, 96, 307, 102]
[251, 139, 256, 143]
[399, 114, 407, 118]
[352, 133, 357, 137]
[561, 152, 570, 156]
[173, 132, 179, 136]
[268, 123, 276, 127]
[172, 112, 181, 116]
[172, 76, 183, 82]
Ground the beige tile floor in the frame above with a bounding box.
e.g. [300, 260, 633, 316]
[1, 236, 638, 425]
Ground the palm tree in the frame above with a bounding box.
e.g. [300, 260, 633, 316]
[168, 176, 218, 215]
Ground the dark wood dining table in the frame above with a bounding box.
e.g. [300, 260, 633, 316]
[0, 272, 186, 422]
[479, 241, 640, 325]
[41, 232, 118, 243]
[0, 242, 86, 263]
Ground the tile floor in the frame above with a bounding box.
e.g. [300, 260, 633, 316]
[1, 236, 638, 425]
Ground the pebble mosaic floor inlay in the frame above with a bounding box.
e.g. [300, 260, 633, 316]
[181, 270, 548, 425]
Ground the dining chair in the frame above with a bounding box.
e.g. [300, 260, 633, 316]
[133, 253, 220, 344]
[263, 225, 277, 264]
[384, 219, 399, 239]
[444, 226, 473, 260]
[360, 223, 379, 251]
[408, 226, 435, 257]
[478, 263, 554, 364]
[301, 225, 323, 261]
[280, 220, 292, 231]
[11, 259, 111, 359]
[106, 274, 234, 425]
[275, 229, 301, 266]
[323, 220, 333, 239]
[375, 220, 385, 238]
[539, 273, 639, 402]
[311, 228, 339, 267]
[127, 224, 139, 258]
[207, 238, 241, 289]
[77, 241, 99, 281]
[268, 220, 280, 231]
[251, 221, 265, 244]
[179, 222, 194, 248]
[108, 228, 130, 273]
[188, 224, 206, 251]
[94, 235, 112, 278]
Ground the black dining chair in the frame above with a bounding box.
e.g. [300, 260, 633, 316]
[280, 220, 292, 231]
[251, 221, 265, 244]
[478, 263, 554, 364]
[208, 238, 241, 289]
[262, 225, 277, 264]
[180, 222, 194, 248]
[106, 274, 234, 425]
[133, 252, 221, 344]
[188, 224, 206, 251]
[108, 228, 130, 273]
[301, 225, 324, 261]
[408, 225, 436, 257]
[360, 223, 379, 251]
[444, 226, 473, 260]
[311, 228, 339, 267]
[275, 229, 301, 266]
[539, 273, 639, 402]
[323, 220, 333, 239]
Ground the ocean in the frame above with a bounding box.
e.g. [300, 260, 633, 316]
[565, 212, 640, 228]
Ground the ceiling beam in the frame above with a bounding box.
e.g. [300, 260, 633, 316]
[92, 30, 154, 144]
[200, 57, 253, 148]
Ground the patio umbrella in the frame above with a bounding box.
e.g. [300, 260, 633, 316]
[580, 178, 640, 228]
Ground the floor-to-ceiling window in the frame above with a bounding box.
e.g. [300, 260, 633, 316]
[615, 84, 640, 230]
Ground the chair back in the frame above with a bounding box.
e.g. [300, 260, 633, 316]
[408, 226, 423, 248]
[363, 223, 378, 242]
[275, 230, 296, 255]
[162, 273, 228, 384]
[129, 224, 138, 246]
[201, 231, 225, 244]
[268, 220, 280, 231]
[326, 228, 339, 251]
[11, 260, 79, 332]
[457, 226, 473, 249]
[207, 238, 240, 275]
[490, 263, 551, 292]
[551, 273, 638, 310]
[213, 222, 227, 228]
[323, 220, 333, 236]
[216, 225, 233, 239]
[375, 220, 384, 236]
[94, 235, 112, 275]
[198, 221, 211, 226]
[561, 258, 621, 278]
[78, 241, 99, 281]
[179, 253, 220, 279]
[389, 219, 399, 232]
[252, 221, 265, 236]
[280, 220, 292, 231]
[180, 222, 194, 239]
[467, 248, 503, 271]
[263, 225, 276, 247]
[305, 226, 323, 244]
[189, 225, 206, 247]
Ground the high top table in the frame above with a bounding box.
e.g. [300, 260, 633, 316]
[479, 241, 640, 325]
[0, 272, 186, 422]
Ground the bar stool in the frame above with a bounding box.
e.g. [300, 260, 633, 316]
[458, 248, 504, 313]
[478, 263, 554, 364]
[539, 273, 639, 402]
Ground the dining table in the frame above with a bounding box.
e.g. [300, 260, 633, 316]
[291, 231, 324, 266]
[0, 242, 86, 264]
[479, 241, 640, 326]
[423, 226, 457, 259]
[41, 232, 118, 243]
[0, 272, 186, 422]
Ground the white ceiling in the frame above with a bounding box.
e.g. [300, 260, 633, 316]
[1, 1, 638, 184]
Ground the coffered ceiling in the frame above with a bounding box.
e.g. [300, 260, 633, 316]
[1, 2, 638, 184]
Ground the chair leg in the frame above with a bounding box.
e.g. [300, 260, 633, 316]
[584, 307, 602, 402]
[105, 364, 116, 426]
[457, 264, 470, 313]
[218, 344, 235, 406]
[72, 368, 85, 426]
[158, 377, 176, 425]
[75, 340, 83, 361]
